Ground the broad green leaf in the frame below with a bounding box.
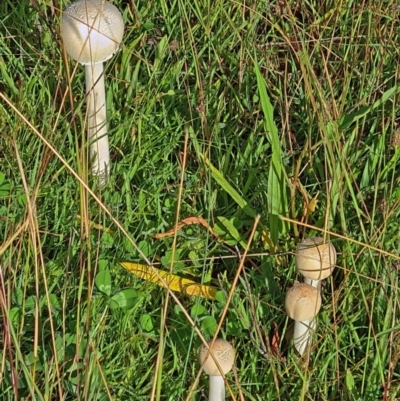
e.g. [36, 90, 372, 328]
[98, 260, 109, 271]
[202, 316, 218, 336]
[110, 289, 138, 310]
[191, 303, 207, 318]
[25, 296, 36, 310]
[215, 291, 227, 305]
[95, 269, 112, 296]
[140, 314, 154, 332]
[109, 299, 120, 310]
[139, 240, 152, 257]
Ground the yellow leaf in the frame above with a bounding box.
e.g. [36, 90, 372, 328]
[120, 262, 217, 300]
[306, 192, 319, 217]
[261, 230, 274, 250]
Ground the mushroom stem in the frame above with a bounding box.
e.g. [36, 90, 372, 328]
[209, 375, 225, 401]
[293, 318, 316, 356]
[303, 277, 321, 291]
[85, 62, 109, 183]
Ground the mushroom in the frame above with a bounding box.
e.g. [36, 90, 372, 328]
[285, 282, 321, 356]
[198, 338, 235, 401]
[61, 0, 125, 183]
[295, 237, 337, 290]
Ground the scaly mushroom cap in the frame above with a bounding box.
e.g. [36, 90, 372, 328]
[198, 339, 235, 376]
[61, 0, 124, 65]
[295, 237, 337, 281]
[285, 282, 322, 321]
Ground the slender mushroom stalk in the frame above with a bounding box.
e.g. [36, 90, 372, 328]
[285, 282, 321, 356]
[209, 376, 225, 401]
[198, 339, 235, 401]
[295, 237, 337, 290]
[292, 317, 317, 356]
[85, 62, 109, 180]
[61, 0, 124, 184]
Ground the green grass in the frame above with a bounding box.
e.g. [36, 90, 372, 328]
[1, 0, 400, 400]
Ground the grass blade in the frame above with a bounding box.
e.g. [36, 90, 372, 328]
[254, 59, 288, 244]
[201, 155, 257, 218]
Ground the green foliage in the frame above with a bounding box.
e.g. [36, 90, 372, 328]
[1, 0, 400, 399]
[0, 172, 11, 198]
[95, 269, 112, 296]
[95, 268, 139, 310]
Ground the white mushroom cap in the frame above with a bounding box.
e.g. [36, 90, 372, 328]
[285, 282, 322, 321]
[61, 0, 124, 65]
[295, 237, 337, 281]
[198, 339, 235, 376]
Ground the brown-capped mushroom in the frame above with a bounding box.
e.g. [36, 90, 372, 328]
[296, 237, 337, 289]
[285, 282, 321, 355]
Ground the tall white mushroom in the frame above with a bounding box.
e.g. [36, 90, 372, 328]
[198, 339, 235, 401]
[295, 237, 337, 290]
[61, 0, 124, 183]
[285, 282, 322, 356]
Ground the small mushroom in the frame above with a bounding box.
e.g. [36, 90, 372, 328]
[198, 338, 235, 401]
[296, 237, 337, 290]
[285, 282, 321, 356]
[61, 0, 124, 183]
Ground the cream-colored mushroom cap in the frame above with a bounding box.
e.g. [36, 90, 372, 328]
[61, 0, 124, 65]
[295, 237, 337, 281]
[198, 339, 235, 376]
[285, 282, 322, 321]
